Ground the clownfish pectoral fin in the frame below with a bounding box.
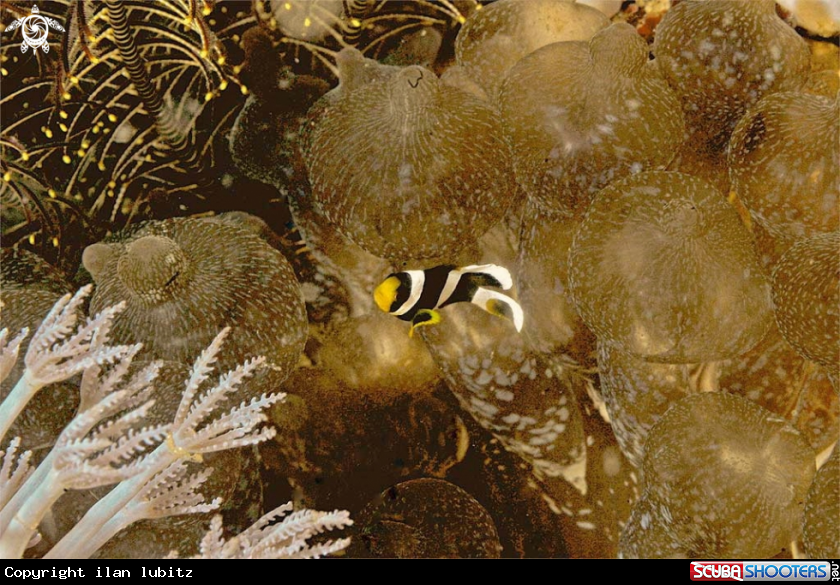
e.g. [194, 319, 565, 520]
[471, 287, 524, 332]
[409, 309, 442, 338]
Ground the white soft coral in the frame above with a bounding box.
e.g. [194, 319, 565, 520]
[0, 287, 351, 559]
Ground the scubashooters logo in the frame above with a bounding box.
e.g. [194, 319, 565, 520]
[691, 561, 833, 582]
[692, 562, 745, 581]
[3, 5, 65, 53]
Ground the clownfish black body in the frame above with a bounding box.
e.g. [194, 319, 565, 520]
[374, 264, 524, 336]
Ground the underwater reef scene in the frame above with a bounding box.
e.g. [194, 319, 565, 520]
[0, 0, 838, 559]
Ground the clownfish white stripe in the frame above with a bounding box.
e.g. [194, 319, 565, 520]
[471, 287, 524, 332]
[392, 270, 425, 316]
[437, 269, 463, 308]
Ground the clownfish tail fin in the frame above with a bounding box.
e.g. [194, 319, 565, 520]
[470, 287, 524, 332]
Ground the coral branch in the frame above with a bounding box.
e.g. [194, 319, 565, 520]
[0, 285, 131, 443]
[0, 328, 29, 385]
[187, 504, 352, 559]
[46, 329, 285, 559]
[0, 292, 350, 559]
[0, 371, 164, 558]
[61, 461, 220, 559]
[0, 438, 33, 511]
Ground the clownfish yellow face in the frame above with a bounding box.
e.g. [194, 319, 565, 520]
[374, 275, 402, 313]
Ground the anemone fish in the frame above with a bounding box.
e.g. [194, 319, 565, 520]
[374, 264, 524, 337]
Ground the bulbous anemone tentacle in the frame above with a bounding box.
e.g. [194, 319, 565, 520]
[83, 216, 308, 401]
[303, 50, 515, 261]
[116, 236, 190, 306]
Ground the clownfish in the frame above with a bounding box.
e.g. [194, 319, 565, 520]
[374, 264, 524, 337]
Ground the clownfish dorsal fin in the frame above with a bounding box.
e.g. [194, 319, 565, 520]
[456, 264, 513, 290]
